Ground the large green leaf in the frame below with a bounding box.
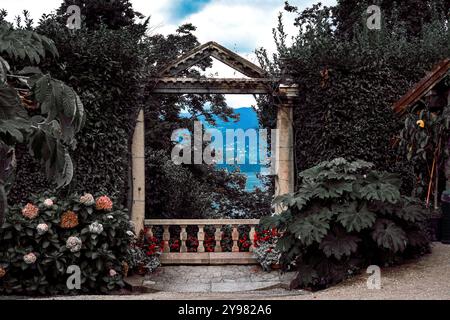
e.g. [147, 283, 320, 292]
[0, 119, 30, 142]
[0, 25, 58, 64]
[288, 213, 330, 246]
[0, 83, 26, 119]
[319, 228, 360, 260]
[336, 202, 376, 232]
[395, 203, 426, 223]
[359, 172, 401, 204]
[371, 219, 407, 253]
[0, 56, 10, 83]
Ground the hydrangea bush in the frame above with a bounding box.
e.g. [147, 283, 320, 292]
[0, 193, 135, 295]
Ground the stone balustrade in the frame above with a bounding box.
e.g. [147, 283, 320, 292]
[144, 219, 260, 265]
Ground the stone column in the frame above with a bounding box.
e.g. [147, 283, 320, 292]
[274, 84, 298, 213]
[131, 108, 146, 234]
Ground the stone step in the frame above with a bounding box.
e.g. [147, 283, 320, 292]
[125, 266, 296, 293]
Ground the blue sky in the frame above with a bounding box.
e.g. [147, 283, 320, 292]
[2, 0, 337, 107]
[169, 0, 213, 21]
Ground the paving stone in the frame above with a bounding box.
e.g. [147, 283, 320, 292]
[212, 281, 281, 292]
[137, 265, 296, 293]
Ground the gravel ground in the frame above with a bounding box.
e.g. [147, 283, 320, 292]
[21, 242, 450, 300]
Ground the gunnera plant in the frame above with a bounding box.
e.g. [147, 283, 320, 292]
[260, 158, 431, 291]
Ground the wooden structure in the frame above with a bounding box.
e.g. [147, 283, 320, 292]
[393, 58, 450, 115]
[130, 42, 299, 263]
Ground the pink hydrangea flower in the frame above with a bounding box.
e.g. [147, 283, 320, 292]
[96, 196, 113, 211]
[22, 203, 39, 219]
[109, 269, 117, 277]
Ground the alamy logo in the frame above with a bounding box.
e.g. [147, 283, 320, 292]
[66, 5, 81, 30]
[366, 5, 381, 30]
[366, 265, 381, 289]
[66, 265, 81, 290]
[171, 121, 278, 175]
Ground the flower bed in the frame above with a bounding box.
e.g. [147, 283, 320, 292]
[252, 228, 282, 271]
[0, 193, 135, 295]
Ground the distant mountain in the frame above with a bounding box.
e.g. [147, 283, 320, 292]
[181, 107, 259, 130]
[180, 107, 264, 190]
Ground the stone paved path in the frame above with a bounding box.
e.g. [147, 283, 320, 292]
[139, 265, 296, 293]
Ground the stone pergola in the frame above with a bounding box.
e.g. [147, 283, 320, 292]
[131, 42, 298, 233]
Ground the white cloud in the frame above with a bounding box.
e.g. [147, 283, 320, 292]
[1, 0, 61, 22]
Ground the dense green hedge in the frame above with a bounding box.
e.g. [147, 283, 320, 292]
[257, 3, 450, 195]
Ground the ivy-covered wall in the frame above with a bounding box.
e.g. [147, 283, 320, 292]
[257, 3, 450, 195]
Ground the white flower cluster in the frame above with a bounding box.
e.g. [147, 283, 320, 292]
[36, 223, 49, 235]
[89, 221, 104, 235]
[66, 236, 82, 253]
[23, 253, 37, 264]
[43, 199, 54, 208]
[80, 193, 95, 206]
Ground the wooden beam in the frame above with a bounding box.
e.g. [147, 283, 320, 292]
[393, 58, 450, 115]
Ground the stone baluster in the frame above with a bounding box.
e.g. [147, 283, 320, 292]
[162, 225, 170, 253]
[180, 225, 188, 253]
[249, 226, 256, 252]
[214, 225, 222, 252]
[232, 225, 239, 252]
[146, 226, 153, 238]
[197, 225, 205, 253]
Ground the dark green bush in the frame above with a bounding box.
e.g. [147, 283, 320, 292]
[0, 193, 134, 295]
[261, 158, 430, 290]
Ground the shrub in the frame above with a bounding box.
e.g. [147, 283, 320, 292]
[261, 158, 431, 290]
[127, 229, 162, 275]
[252, 229, 282, 272]
[0, 193, 134, 295]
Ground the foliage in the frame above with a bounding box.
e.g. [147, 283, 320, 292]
[333, 0, 450, 39]
[143, 25, 271, 219]
[256, 2, 450, 196]
[252, 228, 282, 271]
[0, 20, 57, 64]
[398, 77, 450, 203]
[146, 149, 272, 219]
[6, 6, 270, 220]
[8, 13, 147, 205]
[260, 158, 430, 290]
[0, 193, 134, 295]
[0, 19, 84, 224]
[56, 0, 141, 30]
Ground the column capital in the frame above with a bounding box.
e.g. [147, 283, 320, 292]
[274, 83, 300, 106]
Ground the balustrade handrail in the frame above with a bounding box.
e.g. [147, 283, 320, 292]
[144, 218, 261, 257]
[145, 219, 260, 226]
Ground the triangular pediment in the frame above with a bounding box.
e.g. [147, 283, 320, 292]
[159, 41, 267, 79]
